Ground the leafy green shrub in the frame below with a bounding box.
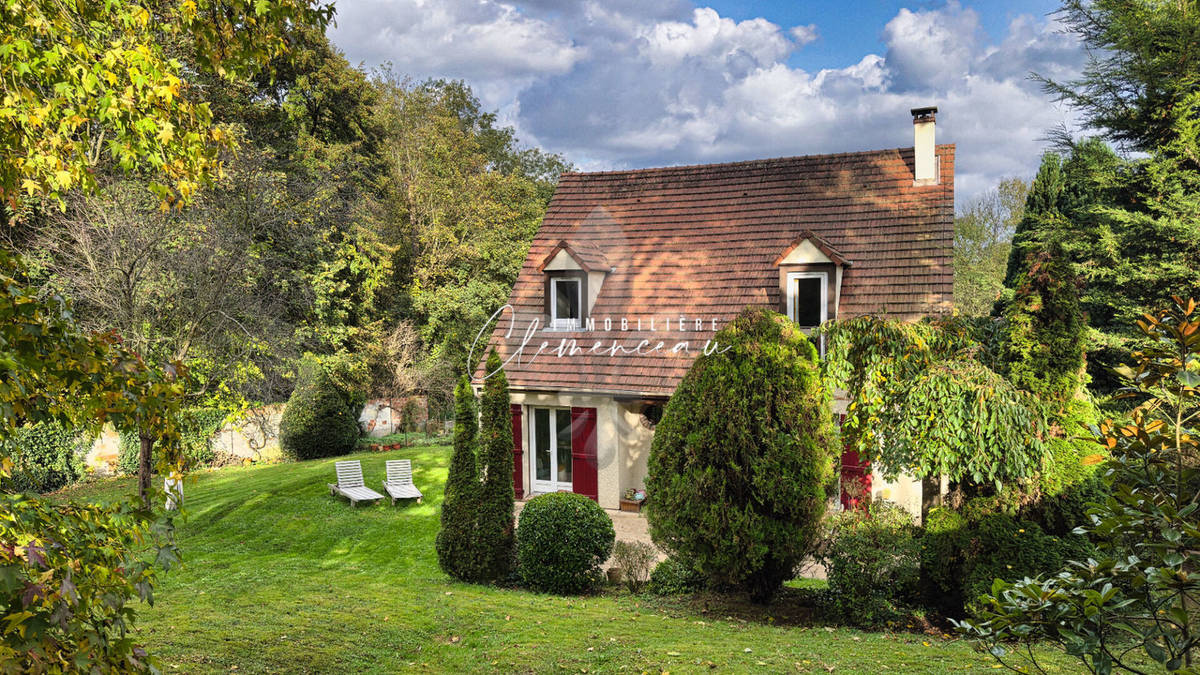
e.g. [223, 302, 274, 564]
[6, 422, 87, 492]
[279, 357, 361, 460]
[611, 540, 658, 593]
[646, 306, 836, 603]
[920, 505, 1093, 615]
[960, 514, 1093, 603]
[820, 502, 921, 626]
[919, 506, 969, 611]
[647, 557, 706, 596]
[436, 376, 481, 581]
[962, 297, 1200, 672]
[516, 492, 615, 594]
[117, 407, 227, 474]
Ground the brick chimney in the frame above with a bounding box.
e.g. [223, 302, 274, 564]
[911, 106, 938, 185]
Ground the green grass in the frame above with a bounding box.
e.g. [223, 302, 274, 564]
[60, 445, 1086, 674]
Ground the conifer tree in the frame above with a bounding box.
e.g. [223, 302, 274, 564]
[474, 351, 516, 581]
[999, 240, 1088, 407]
[435, 375, 481, 580]
[1002, 153, 1065, 291]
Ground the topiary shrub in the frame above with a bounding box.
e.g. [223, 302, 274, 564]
[647, 557, 706, 596]
[279, 357, 361, 460]
[820, 502, 921, 626]
[645, 306, 836, 603]
[6, 423, 87, 493]
[516, 491, 614, 594]
[436, 375, 482, 581]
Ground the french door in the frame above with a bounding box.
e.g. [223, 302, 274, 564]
[531, 407, 573, 492]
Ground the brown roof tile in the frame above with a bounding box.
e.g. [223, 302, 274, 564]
[477, 145, 955, 396]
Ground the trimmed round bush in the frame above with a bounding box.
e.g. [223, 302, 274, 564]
[279, 357, 362, 460]
[517, 492, 614, 594]
[647, 557, 706, 596]
[645, 306, 837, 603]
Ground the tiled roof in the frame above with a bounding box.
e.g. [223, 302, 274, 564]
[538, 239, 611, 273]
[478, 145, 955, 397]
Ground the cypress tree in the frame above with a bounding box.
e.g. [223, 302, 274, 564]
[475, 350, 516, 581]
[1002, 152, 1065, 291]
[999, 239, 1088, 406]
[435, 375, 481, 580]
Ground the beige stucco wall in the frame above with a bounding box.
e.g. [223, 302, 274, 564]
[543, 249, 578, 271]
[832, 389, 924, 522]
[615, 401, 654, 497]
[511, 387, 925, 521]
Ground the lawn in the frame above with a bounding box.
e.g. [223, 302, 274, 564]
[59, 444, 1085, 674]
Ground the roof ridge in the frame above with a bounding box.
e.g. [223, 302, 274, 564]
[560, 144, 955, 179]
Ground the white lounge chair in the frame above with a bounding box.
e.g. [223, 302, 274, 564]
[382, 459, 423, 505]
[328, 460, 385, 507]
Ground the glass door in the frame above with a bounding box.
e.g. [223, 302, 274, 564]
[531, 407, 573, 493]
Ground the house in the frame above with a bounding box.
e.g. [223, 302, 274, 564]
[475, 107, 953, 518]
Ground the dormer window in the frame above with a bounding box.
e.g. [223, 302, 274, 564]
[539, 239, 611, 332]
[774, 232, 850, 353]
[550, 277, 582, 330]
[787, 272, 827, 329]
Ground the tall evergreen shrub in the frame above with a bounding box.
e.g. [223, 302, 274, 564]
[646, 306, 836, 603]
[474, 351, 515, 581]
[436, 375, 481, 580]
[999, 240, 1088, 406]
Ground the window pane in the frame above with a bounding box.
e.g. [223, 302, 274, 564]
[556, 410, 573, 483]
[793, 277, 823, 326]
[535, 408, 551, 481]
[555, 279, 580, 321]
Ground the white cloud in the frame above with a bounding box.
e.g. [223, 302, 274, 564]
[329, 0, 582, 109]
[790, 23, 819, 47]
[329, 1, 1087, 203]
[641, 8, 793, 68]
[881, 2, 981, 92]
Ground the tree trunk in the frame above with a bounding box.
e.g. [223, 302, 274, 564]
[138, 432, 154, 509]
[921, 474, 942, 524]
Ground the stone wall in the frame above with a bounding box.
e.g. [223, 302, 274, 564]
[83, 396, 435, 474]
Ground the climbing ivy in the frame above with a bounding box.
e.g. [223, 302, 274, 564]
[823, 316, 1047, 487]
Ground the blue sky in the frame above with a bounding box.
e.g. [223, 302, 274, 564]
[706, 0, 1061, 69]
[328, 0, 1086, 204]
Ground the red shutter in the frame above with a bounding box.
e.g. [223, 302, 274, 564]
[838, 413, 871, 511]
[570, 407, 598, 501]
[511, 404, 524, 499]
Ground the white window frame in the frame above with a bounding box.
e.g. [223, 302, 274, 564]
[529, 407, 572, 493]
[787, 271, 828, 355]
[786, 271, 828, 329]
[549, 277, 582, 330]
